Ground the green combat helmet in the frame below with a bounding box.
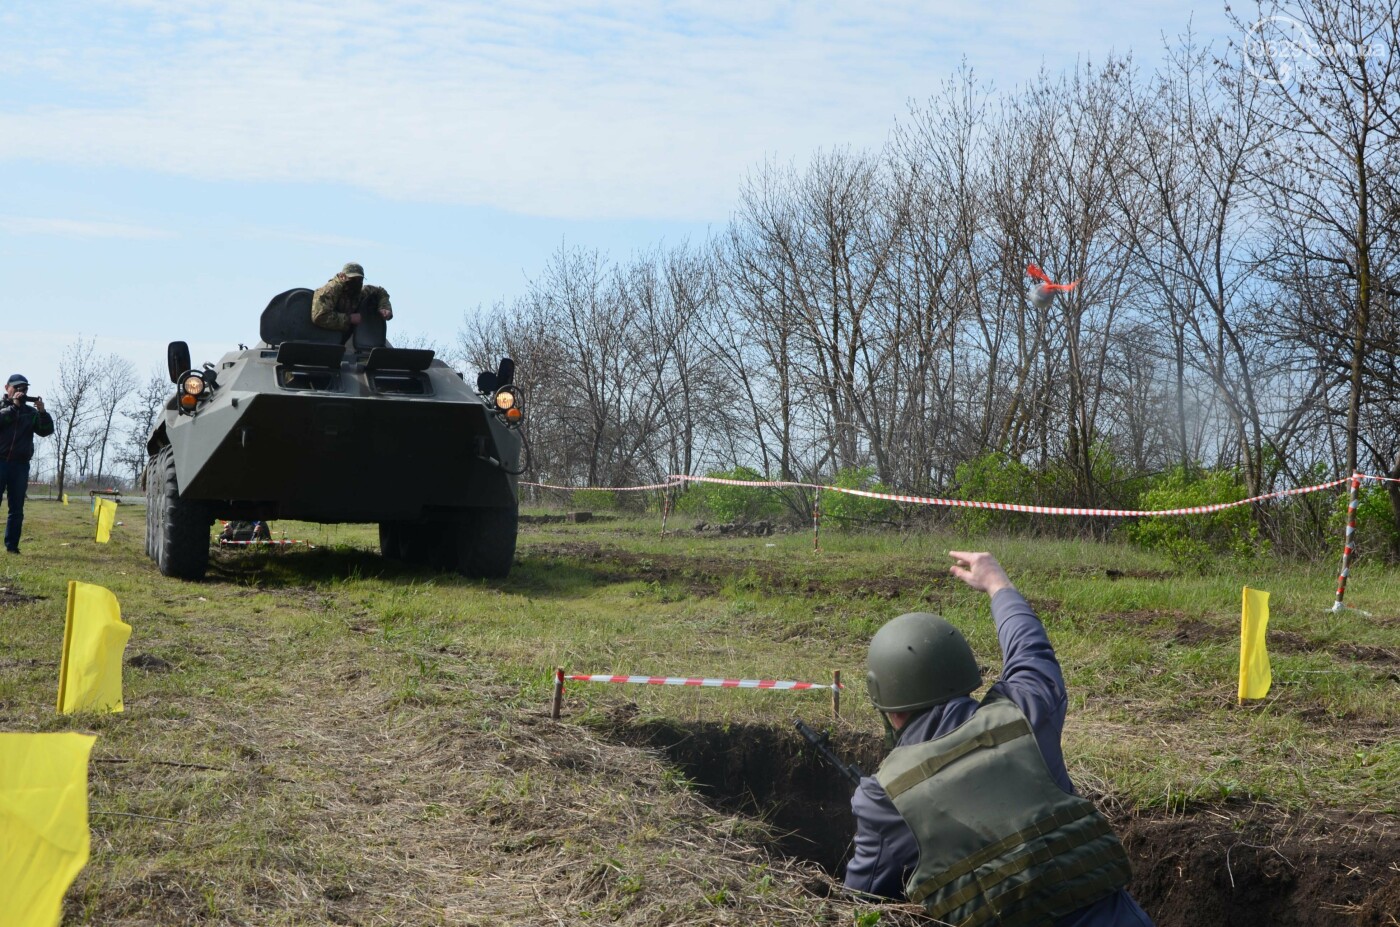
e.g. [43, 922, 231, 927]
[867, 612, 981, 712]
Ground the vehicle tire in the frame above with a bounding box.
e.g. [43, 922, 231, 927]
[447, 505, 518, 578]
[149, 445, 212, 579]
[145, 465, 157, 559]
[396, 521, 442, 567]
[378, 522, 401, 560]
[167, 341, 191, 383]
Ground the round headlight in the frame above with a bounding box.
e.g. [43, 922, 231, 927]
[182, 374, 206, 397]
[494, 387, 516, 411]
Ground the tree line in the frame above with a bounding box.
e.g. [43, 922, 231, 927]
[460, 0, 1400, 552]
[30, 336, 168, 497]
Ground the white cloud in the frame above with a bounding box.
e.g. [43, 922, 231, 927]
[0, 215, 172, 239]
[0, 1, 1231, 221]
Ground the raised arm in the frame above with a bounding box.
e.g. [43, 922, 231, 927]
[948, 551, 1073, 791]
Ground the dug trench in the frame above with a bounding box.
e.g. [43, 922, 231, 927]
[603, 715, 1400, 927]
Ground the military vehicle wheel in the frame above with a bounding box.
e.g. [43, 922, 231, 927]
[148, 445, 212, 579]
[167, 341, 191, 382]
[445, 506, 518, 578]
[144, 470, 156, 558]
[395, 521, 443, 567]
[378, 522, 402, 560]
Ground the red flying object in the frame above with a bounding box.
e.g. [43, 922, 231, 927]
[1027, 264, 1080, 308]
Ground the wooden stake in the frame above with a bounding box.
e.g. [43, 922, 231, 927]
[832, 669, 841, 718]
[551, 667, 564, 720]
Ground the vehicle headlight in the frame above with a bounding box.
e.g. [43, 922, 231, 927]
[182, 374, 206, 397]
[493, 387, 516, 411]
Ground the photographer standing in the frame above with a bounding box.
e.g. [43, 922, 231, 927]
[0, 374, 54, 554]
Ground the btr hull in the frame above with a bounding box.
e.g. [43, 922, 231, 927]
[171, 390, 516, 523]
[146, 299, 524, 581]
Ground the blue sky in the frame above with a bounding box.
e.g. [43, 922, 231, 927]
[0, 0, 1236, 396]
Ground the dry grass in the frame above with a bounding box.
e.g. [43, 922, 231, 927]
[3, 502, 1398, 924]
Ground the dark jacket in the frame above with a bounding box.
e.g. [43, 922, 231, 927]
[845, 588, 1154, 927]
[0, 399, 55, 462]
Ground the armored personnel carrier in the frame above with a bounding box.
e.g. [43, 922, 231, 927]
[144, 288, 524, 580]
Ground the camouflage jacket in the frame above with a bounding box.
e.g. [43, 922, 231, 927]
[310, 274, 393, 331]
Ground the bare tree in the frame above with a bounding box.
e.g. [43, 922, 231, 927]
[92, 354, 138, 483]
[117, 371, 171, 485]
[51, 336, 102, 498]
[1231, 0, 1400, 485]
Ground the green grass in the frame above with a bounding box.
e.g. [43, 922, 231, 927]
[2, 501, 1397, 923]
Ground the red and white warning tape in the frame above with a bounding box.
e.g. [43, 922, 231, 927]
[522, 479, 680, 492]
[517, 473, 1352, 519]
[565, 673, 841, 690]
[668, 475, 801, 489]
[673, 474, 1350, 517]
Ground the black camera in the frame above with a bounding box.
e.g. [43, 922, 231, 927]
[13, 391, 40, 404]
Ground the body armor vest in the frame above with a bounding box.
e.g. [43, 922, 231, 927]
[875, 693, 1131, 926]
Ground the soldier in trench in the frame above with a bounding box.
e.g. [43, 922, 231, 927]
[846, 550, 1155, 926]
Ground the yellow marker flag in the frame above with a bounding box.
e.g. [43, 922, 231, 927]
[0, 732, 96, 927]
[1239, 587, 1272, 702]
[61, 493, 68, 506]
[91, 495, 99, 516]
[57, 581, 132, 714]
[94, 498, 117, 543]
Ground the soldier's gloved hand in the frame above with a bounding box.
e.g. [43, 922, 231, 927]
[349, 313, 363, 325]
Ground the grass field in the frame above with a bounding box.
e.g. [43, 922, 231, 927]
[2, 500, 1398, 925]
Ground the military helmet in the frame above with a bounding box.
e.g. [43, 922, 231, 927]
[341, 262, 365, 278]
[866, 611, 981, 712]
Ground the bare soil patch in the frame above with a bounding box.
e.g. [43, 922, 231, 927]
[0, 582, 43, 607]
[525, 540, 946, 601]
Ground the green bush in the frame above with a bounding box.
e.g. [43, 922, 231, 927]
[951, 452, 1049, 534]
[1125, 467, 1264, 572]
[1331, 480, 1400, 559]
[674, 466, 783, 523]
[572, 488, 618, 512]
[820, 466, 898, 529]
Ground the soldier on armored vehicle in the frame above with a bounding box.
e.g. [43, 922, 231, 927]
[144, 278, 522, 581]
[312, 262, 393, 332]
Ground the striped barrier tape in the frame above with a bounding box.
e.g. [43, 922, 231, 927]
[668, 475, 813, 489]
[522, 479, 681, 492]
[674, 474, 1351, 518]
[517, 472, 1352, 518]
[564, 673, 841, 690]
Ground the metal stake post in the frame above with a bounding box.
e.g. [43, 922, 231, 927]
[551, 667, 565, 720]
[1332, 473, 1362, 613]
